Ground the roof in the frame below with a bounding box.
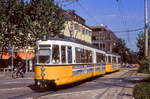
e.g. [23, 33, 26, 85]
[90, 26, 120, 43]
[89, 26, 108, 31]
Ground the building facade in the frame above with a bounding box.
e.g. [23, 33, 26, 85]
[90, 26, 119, 52]
[61, 10, 92, 43]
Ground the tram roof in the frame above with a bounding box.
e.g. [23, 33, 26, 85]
[38, 36, 120, 56]
[38, 36, 105, 52]
[106, 51, 120, 57]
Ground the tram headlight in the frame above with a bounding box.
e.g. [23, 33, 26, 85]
[37, 81, 41, 86]
[41, 67, 45, 71]
[41, 72, 45, 77]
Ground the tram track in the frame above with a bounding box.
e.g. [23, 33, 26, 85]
[32, 69, 138, 99]
[32, 69, 137, 99]
[0, 69, 137, 99]
[116, 69, 137, 99]
[95, 69, 137, 99]
[31, 91, 55, 99]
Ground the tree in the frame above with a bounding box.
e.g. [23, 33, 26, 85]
[137, 31, 145, 60]
[112, 38, 137, 64]
[26, 0, 65, 46]
[136, 29, 150, 73]
[137, 29, 150, 60]
[0, 0, 65, 56]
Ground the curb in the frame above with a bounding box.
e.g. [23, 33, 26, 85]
[0, 72, 34, 79]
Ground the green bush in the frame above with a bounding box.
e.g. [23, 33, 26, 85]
[138, 58, 150, 74]
[140, 77, 150, 82]
[133, 77, 150, 99]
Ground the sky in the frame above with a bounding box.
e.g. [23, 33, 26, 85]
[59, 0, 150, 52]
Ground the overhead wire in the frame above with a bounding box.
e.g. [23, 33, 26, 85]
[75, 0, 101, 25]
[114, 19, 150, 33]
[57, 0, 149, 34]
[114, 27, 144, 33]
[75, 0, 147, 34]
[115, 0, 131, 43]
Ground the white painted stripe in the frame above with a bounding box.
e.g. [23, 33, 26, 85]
[0, 87, 28, 92]
[4, 81, 22, 84]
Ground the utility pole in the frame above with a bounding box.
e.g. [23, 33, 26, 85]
[144, 0, 149, 57]
[144, 0, 150, 71]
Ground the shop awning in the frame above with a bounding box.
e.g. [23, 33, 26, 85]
[17, 52, 35, 60]
[0, 52, 11, 59]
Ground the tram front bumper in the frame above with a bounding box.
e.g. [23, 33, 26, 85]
[35, 79, 56, 88]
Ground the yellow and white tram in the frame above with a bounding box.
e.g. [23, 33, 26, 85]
[34, 38, 121, 87]
[105, 53, 121, 73]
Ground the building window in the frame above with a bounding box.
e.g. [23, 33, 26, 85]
[92, 36, 96, 40]
[74, 24, 79, 31]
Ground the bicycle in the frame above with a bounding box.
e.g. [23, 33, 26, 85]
[12, 68, 25, 79]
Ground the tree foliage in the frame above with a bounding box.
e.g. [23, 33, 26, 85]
[136, 29, 150, 72]
[113, 38, 138, 64]
[137, 31, 145, 60]
[0, 0, 65, 51]
[136, 29, 150, 60]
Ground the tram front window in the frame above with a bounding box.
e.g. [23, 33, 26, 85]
[38, 49, 51, 64]
[52, 45, 60, 64]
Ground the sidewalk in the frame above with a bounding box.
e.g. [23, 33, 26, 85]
[0, 72, 34, 79]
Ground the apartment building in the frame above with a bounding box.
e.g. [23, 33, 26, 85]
[61, 10, 92, 43]
[90, 26, 119, 52]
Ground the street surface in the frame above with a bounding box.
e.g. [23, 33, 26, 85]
[0, 68, 149, 99]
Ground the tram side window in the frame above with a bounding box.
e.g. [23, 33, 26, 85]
[112, 57, 116, 64]
[38, 49, 50, 63]
[88, 50, 93, 63]
[84, 50, 92, 63]
[68, 47, 72, 63]
[52, 45, 60, 64]
[82, 49, 87, 63]
[76, 47, 82, 63]
[96, 52, 105, 64]
[108, 56, 111, 64]
[75, 48, 93, 63]
[81, 49, 85, 63]
[118, 57, 121, 64]
[61, 46, 66, 63]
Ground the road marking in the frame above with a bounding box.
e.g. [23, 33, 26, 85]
[0, 87, 28, 92]
[0, 80, 33, 85]
[4, 81, 22, 84]
[0, 75, 5, 77]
